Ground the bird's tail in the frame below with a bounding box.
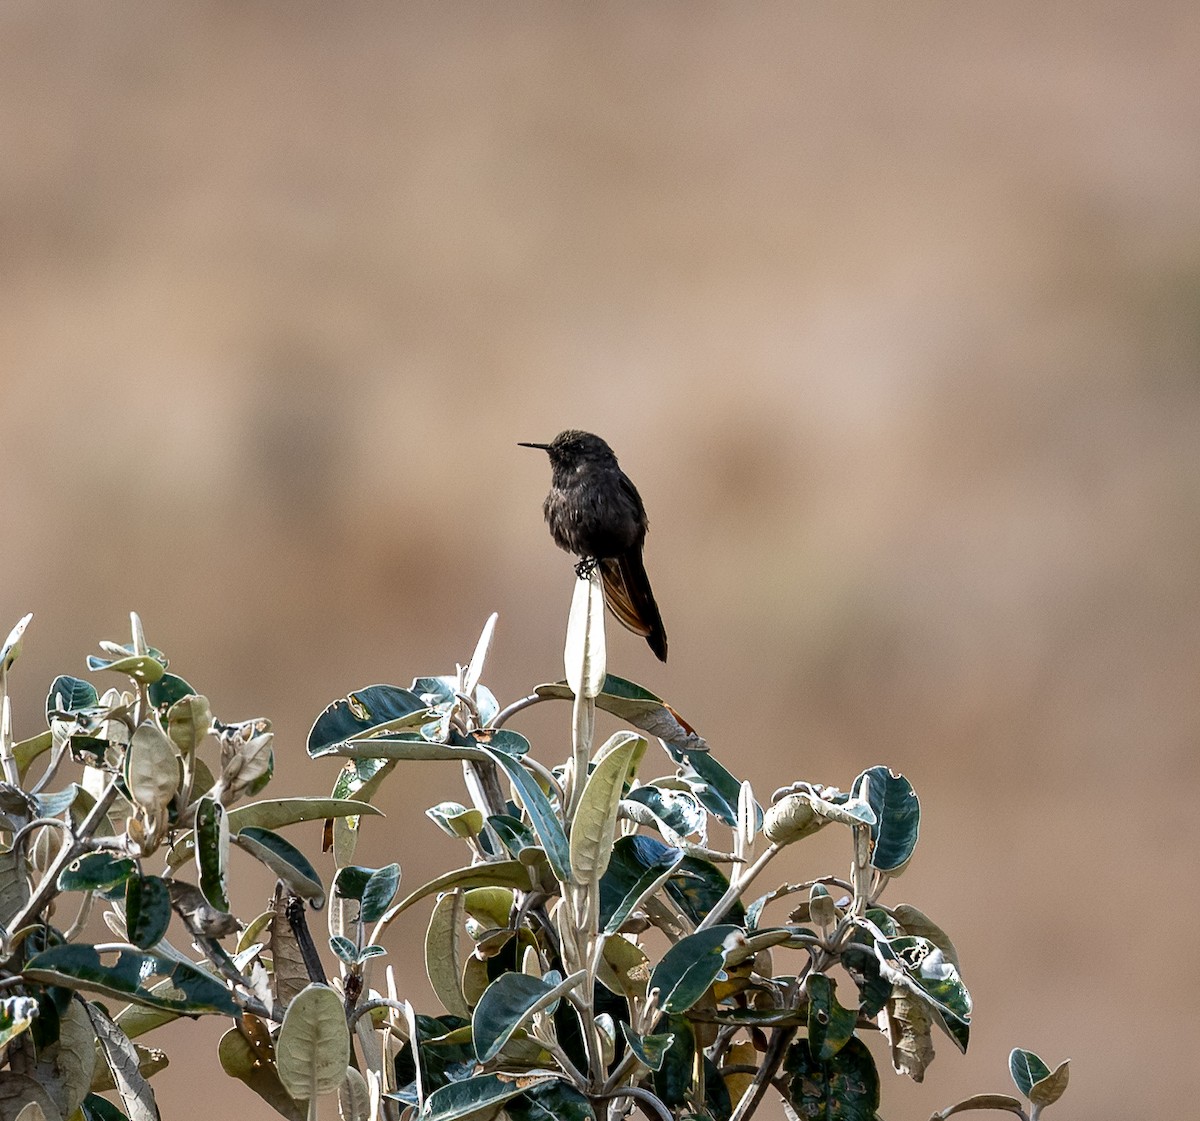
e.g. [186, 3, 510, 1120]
[599, 551, 668, 662]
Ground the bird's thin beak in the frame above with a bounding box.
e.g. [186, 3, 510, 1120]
[517, 442, 550, 450]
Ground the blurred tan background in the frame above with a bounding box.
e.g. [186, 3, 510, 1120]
[3, 1, 1199, 1117]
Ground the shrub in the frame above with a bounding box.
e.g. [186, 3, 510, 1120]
[0, 589, 1068, 1121]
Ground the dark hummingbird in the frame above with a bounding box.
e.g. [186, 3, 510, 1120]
[519, 430, 668, 662]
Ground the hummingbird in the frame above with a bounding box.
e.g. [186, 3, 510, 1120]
[519, 430, 668, 662]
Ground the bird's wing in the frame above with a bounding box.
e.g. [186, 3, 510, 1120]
[618, 472, 648, 532]
[598, 557, 652, 637]
[600, 552, 668, 661]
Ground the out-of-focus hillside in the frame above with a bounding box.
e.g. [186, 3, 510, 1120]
[2, 3, 1198, 1117]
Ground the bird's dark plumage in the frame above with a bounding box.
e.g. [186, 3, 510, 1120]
[519, 430, 668, 661]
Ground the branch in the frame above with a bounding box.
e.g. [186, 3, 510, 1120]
[696, 843, 781, 931]
[4, 775, 123, 951]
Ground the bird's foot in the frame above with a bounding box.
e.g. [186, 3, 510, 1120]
[575, 557, 599, 579]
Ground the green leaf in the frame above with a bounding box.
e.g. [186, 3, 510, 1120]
[702, 1053, 732, 1121]
[147, 673, 197, 714]
[1009, 1048, 1051, 1098]
[112, 987, 181, 1041]
[624, 785, 705, 838]
[890, 903, 961, 969]
[165, 694, 212, 756]
[0, 1074, 60, 1119]
[705, 1007, 806, 1027]
[311, 732, 492, 763]
[234, 827, 325, 906]
[330, 757, 397, 866]
[13, 730, 53, 779]
[652, 1015, 694, 1107]
[676, 750, 755, 828]
[0, 846, 30, 926]
[58, 853, 136, 894]
[392, 1013, 473, 1103]
[537, 674, 708, 755]
[931, 1003, 971, 1055]
[83, 999, 159, 1121]
[333, 865, 375, 901]
[764, 786, 876, 848]
[276, 983, 350, 1100]
[125, 875, 172, 950]
[82, 1092, 134, 1121]
[853, 766, 920, 872]
[784, 1037, 880, 1121]
[929, 1095, 1027, 1117]
[602, 841, 683, 934]
[462, 887, 514, 930]
[806, 973, 858, 1060]
[0, 613, 32, 673]
[839, 929, 890, 1018]
[87, 651, 167, 685]
[25, 946, 238, 1015]
[378, 862, 534, 931]
[35, 785, 81, 819]
[124, 722, 179, 814]
[472, 970, 584, 1062]
[565, 567, 607, 698]
[327, 939, 383, 966]
[361, 863, 401, 923]
[570, 733, 643, 884]
[505, 1080, 595, 1121]
[487, 815, 537, 858]
[217, 1027, 305, 1121]
[598, 835, 740, 929]
[619, 1024, 675, 1072]
[1028, 1059, 1070, 1108]
[874, 936, 972, 1037]
[481, 747, 570, 883]
[307, 684, 430, 756]
[668, 854, 744, 927]
[650, 925, 740, 1013]
[243, 746, 274, 797]
[411, 675, 501, 728]
[417, 1073, 556, 1121]
[0, 996, 38, 1048]
[472, 729, 531, 758]
[166, 798, 381, 868]
[45, 676, 99, 719]
[426, 892, 470, 1019]
[194, 796, 230, 912]
[230, 797, 382, 833]
[426, 802, 484, 840]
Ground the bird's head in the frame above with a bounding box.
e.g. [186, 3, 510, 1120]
[518, 430, 617, 470]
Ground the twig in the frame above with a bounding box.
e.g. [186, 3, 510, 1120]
[593, 1086, 675, 1121]
[28, 737, 72, 797]
[62, 890, 96, 943]
[283, 892, 327, 985]
[490, 693, 544, 729]
[191, 934, 284, 1023]
[11, 817, 74, 854]
[347, 997, 409, 1036]
[728, 1024, 797, 1121]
